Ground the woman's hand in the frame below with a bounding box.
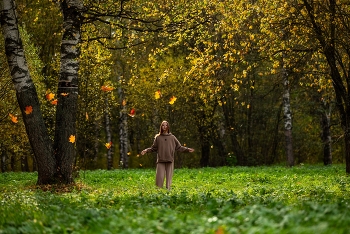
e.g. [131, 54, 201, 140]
[188, 148, 194, 153]
[141, 150, 146, 155]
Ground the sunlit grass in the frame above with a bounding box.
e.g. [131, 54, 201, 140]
[1, 165, 350, 233]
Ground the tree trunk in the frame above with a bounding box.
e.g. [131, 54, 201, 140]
[104, 96, 113, 170]
[320, 99, 332, 165]
[1, 0, 56, 183]
[118, 81, 128, 169]
[302, 0, 350, 172]
[1, 148, 6, 172]
[53, 0, 83, 183]
[222, 93, 245, 165]
[281, 52, 294, 167]
[21, 155, 29, 172]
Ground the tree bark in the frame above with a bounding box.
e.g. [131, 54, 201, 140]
[104, 96, 113, 170]
[320, 99, 332, 165]
[281, 52, 294, 167]
[1, 0, 56, 183]
[118, 81, 128, 169]
[222, 93, 245, 165]
[53, 0, 83, 183]
[302, 0, 350, 172]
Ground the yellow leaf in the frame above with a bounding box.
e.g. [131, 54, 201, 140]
[69, 135, 75, 143]
[85, 112, 89, 120]
[155, 90, 161, 99]
[169, 96, 177, 105]
[60, 93, 69, 96]
[105, 142, 112, 149]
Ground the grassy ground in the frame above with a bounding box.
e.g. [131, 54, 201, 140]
[1, 165, 350, 233]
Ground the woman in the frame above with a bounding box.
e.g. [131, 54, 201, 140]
[141, 120, 194, 190]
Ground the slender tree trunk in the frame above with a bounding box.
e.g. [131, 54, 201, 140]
[1, 0, 56, 183]
[320, 99, 332, 165]
[21, 155, 29, 172]
[1, 149, 6, 172]
[222, 93, 245, 165]
[281, 52, 294, 167]
[118, 81, 128, 169]
[199, 133, 210, 167]
[104, 96, 113, 170]
[302, 0, 350, 173]
[53, 0, 83, 183]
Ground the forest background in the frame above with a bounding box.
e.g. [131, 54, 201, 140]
[1, 0, 349, 173]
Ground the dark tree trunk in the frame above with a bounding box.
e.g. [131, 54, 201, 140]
[1, 149, 6, 172]
[303, 0, 350, 173]
[53, 0, 83, 183]
[1, 0, 56, 183]
[320, 100, 332, 165]
[200, 137, 210, 167]
[222, 93, 245, 165]
[21, 155, 29, 172]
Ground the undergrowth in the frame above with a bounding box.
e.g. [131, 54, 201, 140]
[1, 165, 350, 233]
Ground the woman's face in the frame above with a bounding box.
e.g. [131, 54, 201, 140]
[161, 122, 168, 132]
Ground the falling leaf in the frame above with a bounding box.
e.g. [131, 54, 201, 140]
[69, 135, 75, 143]
[155, 90, 161, 99]
[122, 99, 127, 106]
[101, 85, 114, 92]
[51, 99, 58, 105]
[169, 96, 177, 105]
[105, 141, 112, 149]
[61, 93, 69, 96]
[85, 112, 89, 120]
[46, 92, 55, 101]
[9, 113, 18, 123]
[24, 106, 33, 115]
[139, 164, 143, 167]
[128, 108, 135, 117]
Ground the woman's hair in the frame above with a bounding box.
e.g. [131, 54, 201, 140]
[156, 120, 170, 137]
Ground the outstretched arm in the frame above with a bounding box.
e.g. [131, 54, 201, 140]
[141, 137, 158, 155]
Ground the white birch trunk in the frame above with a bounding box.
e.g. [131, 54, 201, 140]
[1, 0, 56, 183]
[104, 96, 113, 170]
[118, 79, 128, 169]
[281, 52, 294, 167]
[53, 0, 83, 183]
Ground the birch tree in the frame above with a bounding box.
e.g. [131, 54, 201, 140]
[1, 0, 83, 184]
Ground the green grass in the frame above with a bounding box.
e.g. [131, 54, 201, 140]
[1, 165, 350, 233]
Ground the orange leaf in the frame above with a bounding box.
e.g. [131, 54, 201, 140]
[9, 113, 18, 123]
[69, 135, 75, 143]
[105, 141, 112, 149]
[60, 93, 69, 96]
[122, 99, 127, 106]
[51, 99, 58, 105]
[169, 96, 177, 105]
[155, 90, 161, 99]
[128, 108, 135, 117]
[85, 112, 89, 120]
[101, 85, 114, 92]
[46, 92, 55, 101]
[24, 106, 33, 114]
